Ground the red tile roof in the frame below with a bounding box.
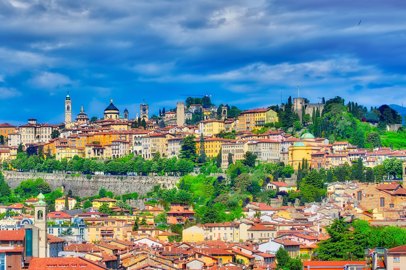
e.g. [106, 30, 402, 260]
[388, 245, 406, 254]
[303, 261, 367, 269]
[376, 183, 401, 191]
[47, 211, 72, 219]
[270, 181, 288, 187]
[64, 243, 102, 253]
[0, 229, 25, 241]
[247, 224, 276, 231]
[28, 257, 106, 270]
[48, 235, 65, 244]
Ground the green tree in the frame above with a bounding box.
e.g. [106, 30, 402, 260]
[179, 135, 197, 161]
[197, 134, 207, 163]
[0, 135, 4, 145]
[83, 200, 92, 209]
[242, 151, 257, 167]
[216, 148, 222, 168]
[99, 203, 111, 215]
[133, 217, 140, 231]
[365, 167, 375, 182]
[285, 258, 303, 270]
[0, 172, 11, 202]
[51, 130, 60, 139]
[366, 132, 381, 148]
[351, 158, 365, 182]
[227, 153, 233, 166]
[383, 158, 402, 179]
[64, 195, 69, 210]
[276, 247, 290, 269]
[17, 144, 24, 153]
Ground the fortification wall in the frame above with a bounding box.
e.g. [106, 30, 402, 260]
[3, 171, 179, 197]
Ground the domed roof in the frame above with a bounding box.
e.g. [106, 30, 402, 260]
[300, 132, 315, 140]
[294, 142, 305, 147]
[104, 99, 119, 112]
[78, 106, 87, 116]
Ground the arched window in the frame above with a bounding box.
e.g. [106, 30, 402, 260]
[37, 210, 44, 220]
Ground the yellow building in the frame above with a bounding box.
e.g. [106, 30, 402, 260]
[85, 217, 132, 242]
[56, 145, 84, 160]
[0, 123, 16, 139]
[196, 138, 231, 158]
[288, 133, 323, 170]
[142, 133, 173, 159]
[92, 198, 117, 209]
[182, 225, 205, 243]
[199, 120, 225, 137]
[236, 108, 278, 131]
[55, 196, 77, 211]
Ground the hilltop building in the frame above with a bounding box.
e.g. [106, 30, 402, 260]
[176, 102, 185, 127]
[76, 106, 89, 125]
[104, 100, 120, 120]
[64, 94, 72, 125]
[293, 97, 324, 121]
[140, 103, 149, 121]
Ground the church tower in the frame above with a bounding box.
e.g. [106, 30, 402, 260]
[65, 94, 72, 125]
[176, 102, 185, 127]
[34, 193, 48, 258]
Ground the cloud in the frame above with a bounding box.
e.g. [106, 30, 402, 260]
[0, 0, 405, 122]
[30, 72, 73, 89]
[131, 62, 175, 76]
[0, 87, 21, 99]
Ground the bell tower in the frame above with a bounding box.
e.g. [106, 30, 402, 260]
[35, 193, 47, 257]
[65, 93, 72, 125]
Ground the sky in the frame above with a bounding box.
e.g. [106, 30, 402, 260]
[0, 0, 406, 124]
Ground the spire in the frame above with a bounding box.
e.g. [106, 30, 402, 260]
[80, 105, 84, 113]
[110, 98, 113, 104]
[66, 91, 71, 100]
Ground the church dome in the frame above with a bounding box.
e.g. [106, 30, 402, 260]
[300, 132, 315, 140]
[104, 99, 119, 113]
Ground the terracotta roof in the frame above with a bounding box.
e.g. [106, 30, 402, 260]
[388, 245, 406, 254]
[270, 181, 288, 187]
[248, 224, 276, 231]
[48, 235, 65, 244]
[376, 183, 400, 191]
[47, 211, 72, 219]
[0, 229, 25, 241]
[0, 246, 24, 253]
[64, 243, 102, 253]
[28, 257, 106, 270]
[303, 261, 367, 269]
[392, 188, 406, 195]
[7, 203, 24, 209]
[273, 239, 300, 246]
[241, 108, 270, 114]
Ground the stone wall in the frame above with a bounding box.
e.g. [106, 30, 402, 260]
[3, 171, 179, 197]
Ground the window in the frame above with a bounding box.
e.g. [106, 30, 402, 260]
[390, 203, 394, 208]
[393, 256, 400, 263]
[357, 191, 362, 201]
[380, 197, 385, 207]
[37, 210, 44, 220]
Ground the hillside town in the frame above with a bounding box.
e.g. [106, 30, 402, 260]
[0, 95, 404, 169]
[0, 95, 405, 270]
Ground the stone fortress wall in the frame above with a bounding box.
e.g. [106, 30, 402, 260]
[3, 171, 179, 197]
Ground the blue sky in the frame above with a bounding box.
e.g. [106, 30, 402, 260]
[0, 0, 406, 124]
